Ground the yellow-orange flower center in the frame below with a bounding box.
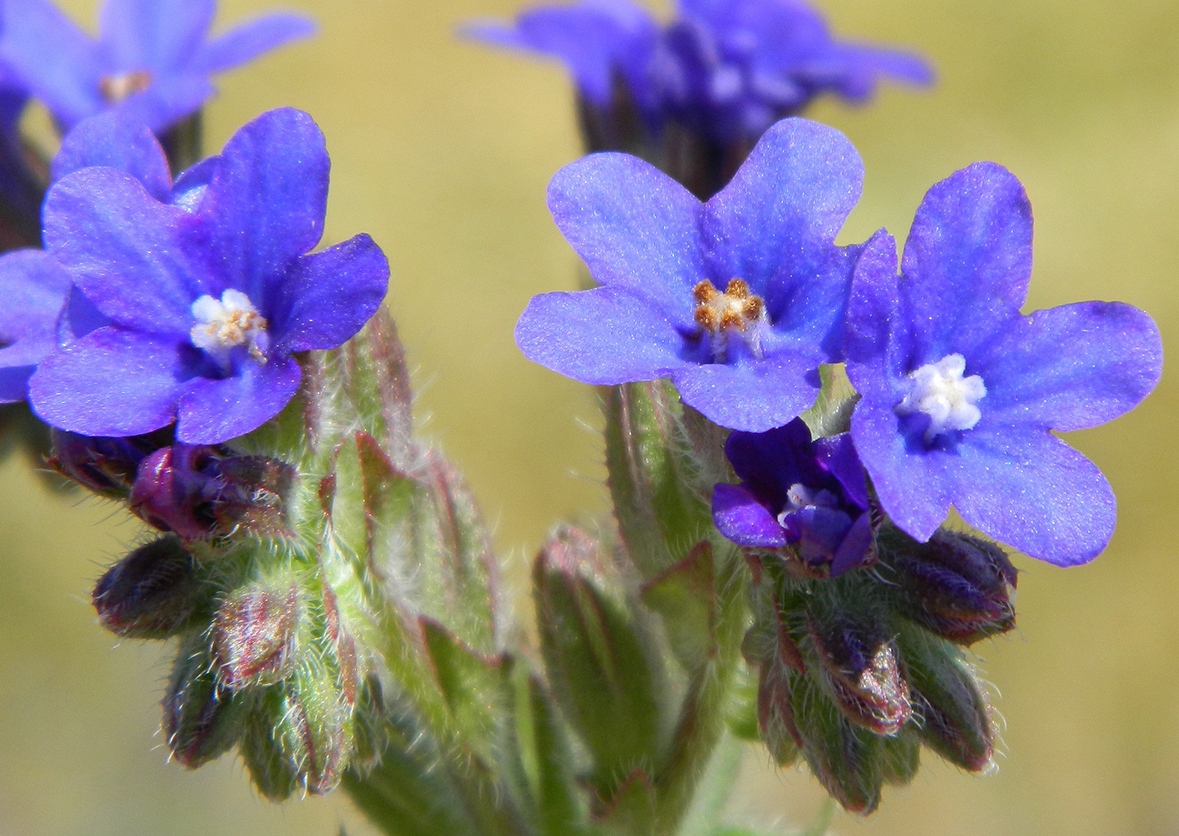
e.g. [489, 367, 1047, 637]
[692, 279, 768, 360]
[99, 70, 153, 103]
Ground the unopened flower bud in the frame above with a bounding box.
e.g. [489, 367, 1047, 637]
[129, 444, 295, 540]
[880, 527, 1017, 645]
[789, 671, 885, 815]
[274, 665, 355, 795]
[212, 580, 305, 689]
[806, 612, 910, 736]
[897, 624, 994, 772]
[756, 661, 801, 766]
[163, 633, 247, 768]
[48, 429, 166, 496]
[92, 536, 210, 639]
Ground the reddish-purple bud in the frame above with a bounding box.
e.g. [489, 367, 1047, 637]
[881, 528, 1017, 645]
[212, 582, 304, 690]
[48, 429, 167, 496]
[807, 613, 911, 736]
[129, 444, 295, 540]
[92, 536, 210, 639]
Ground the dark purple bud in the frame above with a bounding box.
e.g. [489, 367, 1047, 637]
[163, 633, 247, 768]
[48, 429, 167, 496]
[212, 581, 304, 690]
[92, 536, 210, 639]
[806, 613, 911, 736]
[897, 624, 994, 772]
[881, 527, 1017, 645]
[129, 444, 295, 540]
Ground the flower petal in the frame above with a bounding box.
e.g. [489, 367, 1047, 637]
[175, 355, 301, 443]
[0, 250, 72, 342]
[712, 482, 788, 547]
[0, 0, 103, 128]
[197, 108, 328, 301]
[29, 328, 187, 436]
[52, 112, 173, 201]
[724, 421, 813, 507]
[900, 162, 1031, 360]
[43, 167, 205, 333]
[98, 0, 215, 69]
[952, 427, 1116, 566]
[673, 343, 824, 432]
[844, 229, 908, 402]
[515, 286, 689, 385]
[703, 118, 863, 322]
[849, 397, 953, 542]
[109, 71, 215, 133]
[193, 13, 316, 74]
[814, 432, 869, 511]
[547, 152, 704, 326]
[273, 234, 389, 353]
[975, 301, 1163, 432]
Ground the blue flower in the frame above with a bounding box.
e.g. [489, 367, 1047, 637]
[466, 0, 931, 144]
[0, 0, 315, 133]
[463, 0, 658, 116]
[654, 0, 934, 142]
[515, 117, 864, 432]
[0, 110, 210, 403]
[845, 162, 1163, 566]
[28, 107, 389, 444]
[712, 418, 874, 576]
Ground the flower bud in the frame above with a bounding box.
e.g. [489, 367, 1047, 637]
[789, 671, 885, 814]
[129, 444, 295, 540]
[756, 661, 801, 766]
[212, 580, 305, 689]
[273, 665, 355, 795]
[880, 527, 1017, 645]
[48, 429, 165, 496]
[806, 612, 910, 736]
[897, 624, 994, 772]
[92, 536, 210, 639]
[163, 633, 247, 768]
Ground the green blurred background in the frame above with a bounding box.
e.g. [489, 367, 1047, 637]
[1, 0, 1176, 833]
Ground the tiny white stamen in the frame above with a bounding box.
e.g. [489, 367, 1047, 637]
[190, 289, 269, 369]
[777, 482, 839, 527]
[895, 353, 987, 442]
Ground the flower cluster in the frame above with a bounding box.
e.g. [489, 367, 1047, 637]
[518, 117, 1163, 569]
[1, 107, 389, 444]
[466, 0, 932, 146]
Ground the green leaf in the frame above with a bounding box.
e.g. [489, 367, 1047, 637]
[593, 769, 657, 836]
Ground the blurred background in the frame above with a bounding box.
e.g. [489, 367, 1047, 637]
[0, 0, 1176, 833]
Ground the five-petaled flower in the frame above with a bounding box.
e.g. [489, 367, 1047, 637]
[712, 418, 875, 576]
[28, 107, 390, 444]
[0, 0, 315, 133]
[515, 117, 865, 432]
[845, 162, 1163, 566]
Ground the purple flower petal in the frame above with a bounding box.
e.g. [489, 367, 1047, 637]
[105, 71, 216, 134]
[672, 345, 824, 431]
[98, 0, 215, 69]
[712, 482, 788, 547]
[0, 250, 72, 342]
[516, 286, 690, 385]
[29, 328, 188, 436]
[43, 167, 206, 333]
[52, 111, 173, 201]
[193, 13, 316, 74]
[952, 427, 1116, 566]
[814, 432, 869, 511]
[547, 152, 704, 325]
[850, 397, 954, 543]
[975, 301, 1163, 432]
[196, 108, 328, 302]
[844, 228, 906, 401]
[273, 234, 389, 353]
[900, 162, 1031, 360]
[0, 0, 103, 127]
[175, 355, 301, 443]
[724, 419, 814, 506]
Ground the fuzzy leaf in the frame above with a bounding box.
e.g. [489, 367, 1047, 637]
[641, 540, 717, 671]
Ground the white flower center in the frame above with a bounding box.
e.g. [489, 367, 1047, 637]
[895, 353, 986, 441]
[190, 289, 269, 368]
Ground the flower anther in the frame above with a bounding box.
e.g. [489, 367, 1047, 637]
[190, 289, 269, 368]
[98, 70, 152, 103]
[693, 278, 767, 360]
